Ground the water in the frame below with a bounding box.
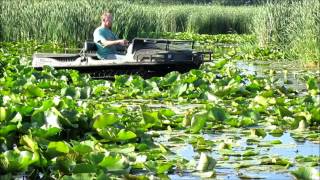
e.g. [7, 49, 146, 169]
[113, 59, 319, 179]
[154, 129, 319, 180]
[235, 60, 319, 91]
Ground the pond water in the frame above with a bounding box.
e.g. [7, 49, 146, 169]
[147, 60, 319, 180]
[152, 128, 319, 180]
[235, 60, 319, 92]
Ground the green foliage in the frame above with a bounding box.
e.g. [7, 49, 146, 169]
[291, 167, 320, 180]
[252, 0, 320, 62]
[0, 0, 257, 44]
[0, 36, 319, 178]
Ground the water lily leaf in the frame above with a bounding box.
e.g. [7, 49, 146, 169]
[93, 113, 117, 129]
[171, 83, 187, 97]
[261, 157, 292, 167]
[218, 142, 232, 150]
[208, 106, 227, 121]
[240, 117, 256, 127]
[270, 140, 282, 144]
[296, 155, 320, 165]
[47, 141, 70, 158]
[158, 109, 175, 118]
[0, 150, 34, 172]
[242, 150, 259, 157]
[109, 144, 135, 154]
[98, 154, 128, 172]
[124, 174, 149, 180]
[292, 166, 320, 180]
[117, 129, 137, 141]
[250, 129, 266, 138]
[254, 95, 268, 106]
[201, 92, 220, 103]
[80, 87, 91, 99]
[190, 111, 207, 133]
[227, 117, 255, 127]
[15, 105, 34, 116]
[168, 136, 185, 143]
[245, 110, 261, 121]
[145, 161, 173, 174]
[277, 106, 293, 118]
[26, 84, 44, 97]
[72, 144, 93, 155]
[20, 135, 38, 152]
[142, 111, 160, 128]
[0, 124, 17, 136]
[0, 107, 7, 122]
[306, 77, 319, 91]
[269, 129, 284, 136]
[87, 152, 105, 165]
[160, 72, 179, 87]
[214, 59, 228, 69]
[196, 153, 216, 171]
[72, 163, 97, 173]
[31, 127, 60, 138]
[16, 151, 35, 171]
[310, 107, 320, 124]
[156, 162, 173, 174]
[61, 87, 80, 99]
[55, 156, 76, 174]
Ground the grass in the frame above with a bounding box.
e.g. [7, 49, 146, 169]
[0, 0, 257, 45]
[1, 0, 318, 62]
[252, 0, 320, 63]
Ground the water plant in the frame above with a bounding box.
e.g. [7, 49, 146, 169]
[252, 0, 320, 63]
[0, 39, 319, 179]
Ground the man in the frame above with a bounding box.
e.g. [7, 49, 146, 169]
[93, 11, 128, 60]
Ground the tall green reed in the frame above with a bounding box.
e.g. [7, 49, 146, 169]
[0, 0, 256, 46]
[252, 0, 320, 62]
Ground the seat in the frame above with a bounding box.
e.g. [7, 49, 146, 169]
[84, 41, 97, 52]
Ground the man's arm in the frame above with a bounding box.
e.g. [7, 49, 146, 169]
[99, 39, 128, 47]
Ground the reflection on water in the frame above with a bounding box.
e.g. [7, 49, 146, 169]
[177, 144, 194, 161]
[263, 133, 320, 158]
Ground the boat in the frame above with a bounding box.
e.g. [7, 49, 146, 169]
[32, 38, 212, 79]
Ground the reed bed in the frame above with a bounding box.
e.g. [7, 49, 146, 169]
[0, 0, 256, 45]
[252, 0, 320, 62]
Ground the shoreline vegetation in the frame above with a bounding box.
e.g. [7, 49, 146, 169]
[0, 0, 319, 62]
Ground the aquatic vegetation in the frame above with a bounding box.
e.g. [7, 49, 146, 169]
[0, 37, 319, 179]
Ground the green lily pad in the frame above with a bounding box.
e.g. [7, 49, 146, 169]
[196, 153, 216, 171]
[190, 111, 207, 133]
[291, 166, 320, 180]
[93, 113, 117, 129]
[117, 129, 137, 141]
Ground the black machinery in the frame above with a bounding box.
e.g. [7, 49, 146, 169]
[32, 38, 212, 78]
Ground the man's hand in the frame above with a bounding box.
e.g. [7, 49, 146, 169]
[118, 39, 129, 46]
